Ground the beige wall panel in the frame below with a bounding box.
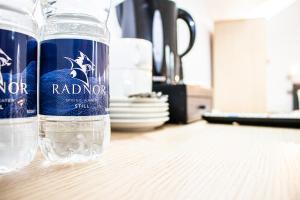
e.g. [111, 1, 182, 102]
[213, 19, 267, 113]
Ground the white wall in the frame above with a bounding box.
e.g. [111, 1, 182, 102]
[177, 0, 213, 88]
[266, 1, 300, 112]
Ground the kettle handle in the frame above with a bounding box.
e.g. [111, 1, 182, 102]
[177, 9, 196, 58]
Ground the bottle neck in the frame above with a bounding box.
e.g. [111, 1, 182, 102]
[42, 14, 109, 44]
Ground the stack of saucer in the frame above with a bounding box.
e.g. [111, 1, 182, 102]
[110, 95, 169, 131]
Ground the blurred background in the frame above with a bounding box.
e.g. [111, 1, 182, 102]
[172, 0, 299, 114]
[106, 0, 300, 114]
[190, 0, 299, 114]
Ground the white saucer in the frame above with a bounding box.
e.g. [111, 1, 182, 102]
[110, 107, 169, 113]
[110, 102, 169, 108]
[111, 117, 169, 131]
[111, 97, 168, 104]
[110, 112, 169, 119]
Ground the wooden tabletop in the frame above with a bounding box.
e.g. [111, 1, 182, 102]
[1, 122, 300, 200]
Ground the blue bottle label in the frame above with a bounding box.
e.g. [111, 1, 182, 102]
[0, 29, 37, 119]
[40, 39, 109, 116]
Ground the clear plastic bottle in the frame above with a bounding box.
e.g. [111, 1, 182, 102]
[39, 0, 111, 163]
[0, 0, 38, 173]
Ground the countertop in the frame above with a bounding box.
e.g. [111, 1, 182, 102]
[1, 122, 300, 200]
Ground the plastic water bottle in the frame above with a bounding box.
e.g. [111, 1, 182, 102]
[0, 0, 38, 173]
[39, 0, 111, 163]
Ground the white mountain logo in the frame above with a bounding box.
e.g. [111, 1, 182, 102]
[0, 48, 12, 86]
[65, 51, 95, 86]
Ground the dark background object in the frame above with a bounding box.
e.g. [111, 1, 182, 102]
[116, 0, 196, 84]
[116, 0, 154, 41]
[203, 114, 300, 129]
[153, 84, 212, 124]
[293, 84, 300, 110]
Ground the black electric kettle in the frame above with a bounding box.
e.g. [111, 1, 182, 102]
[116, 0, 196, 84]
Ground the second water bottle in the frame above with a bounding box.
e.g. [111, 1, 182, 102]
[39, 0, 111, 163]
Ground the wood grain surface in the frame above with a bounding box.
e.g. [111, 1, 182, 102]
[1, 122, 300, 200]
